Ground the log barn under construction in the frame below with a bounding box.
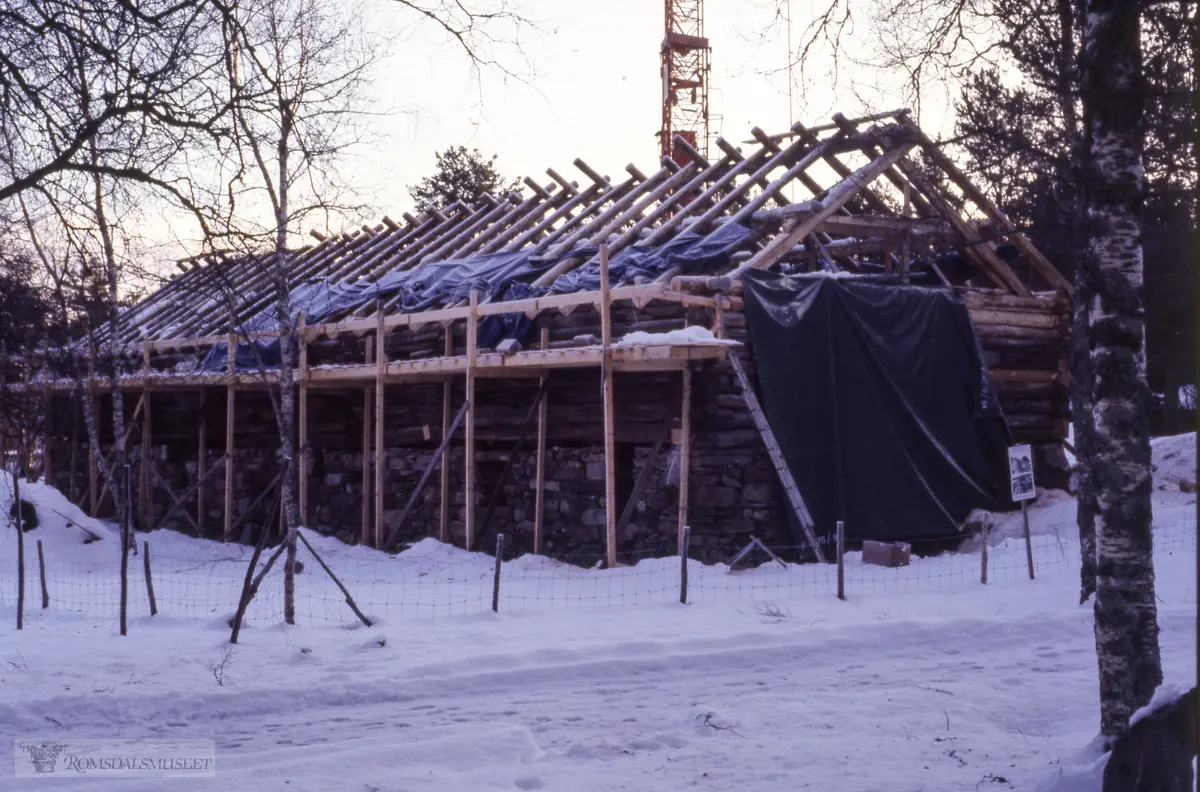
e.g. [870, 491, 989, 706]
[12, 111, 1072, 565]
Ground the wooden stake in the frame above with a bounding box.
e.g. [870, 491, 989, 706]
[224, 333, 236, 541]
[491, 533, 504, 613]
[230, 520, 275, 644]
[120, 464, 130, 636]
[679, 525, 690, 605]
[298, 311, 309, 525]
[362, 336, 374, 545]
[197, 407, 206, 533]
[88, 391, 98, 516]
[37, 539, 47, 609]
[14, 466, 24, 630]
[836, 520, 845, 601]
[297, 530, 372, 627]
[383, 400, 469, 550]
[374, 302, 386, 548]
[599, 245, 617, 569]
[439, 330, 452, 543]
[143, 540, 157, 616]
[677, 365, 692, 553]
[1022, 502, 1035, 580]
[141, 341, 152, 532]
[533, 327, 549, 555]
[981, 518, 990, 585]
[465, 290, 478, 551]
[150, 455, 227, 532]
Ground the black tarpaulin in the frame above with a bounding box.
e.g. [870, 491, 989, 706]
[741, 271, 1012, 548]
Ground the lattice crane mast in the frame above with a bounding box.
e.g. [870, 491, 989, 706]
[658, 0, 711, 165]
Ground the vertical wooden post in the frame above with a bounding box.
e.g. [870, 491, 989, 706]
[143, 541, 157, 616]
[439, 330, 452, 543]
[14, 465, 24, 630]
[298, 312, 309, 526]
[223, 333, 236, 541]
[362, 336, 374, 546]
[120, 464, 130, 636]
[492, 533, 504, 613]
[141, 340, 152, 532]
[1022, 502, 1035, 580]
[37, 539, 47, 609]
[599, 245, 617, 569]
[197, 408, 206, 533]
[679, 525, 690, 604]
[374, 303, 386, 548]
[980, 518, 990, 585]
[836, 520, 845, 600]
[464, 291, 478, 551]
[677, 365, 692, 554]
[533, 327, 549, 555]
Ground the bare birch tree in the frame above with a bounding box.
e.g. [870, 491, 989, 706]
[202, 0, 376, 625]
[1077, 0, 1161, 739]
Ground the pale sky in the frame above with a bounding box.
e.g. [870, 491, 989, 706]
[342, 0, 955, 226]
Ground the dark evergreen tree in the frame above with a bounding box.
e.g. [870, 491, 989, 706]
[408, 146, 519, 214]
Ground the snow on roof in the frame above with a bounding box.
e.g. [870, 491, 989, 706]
[615, 326, 740, 348]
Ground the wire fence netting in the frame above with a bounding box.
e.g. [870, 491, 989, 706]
[1, 515, 1195, 630]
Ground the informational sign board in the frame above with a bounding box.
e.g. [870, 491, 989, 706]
[1008, 444, 1036, 501]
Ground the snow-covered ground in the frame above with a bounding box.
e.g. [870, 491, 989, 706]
[0, 435, 1194, 791]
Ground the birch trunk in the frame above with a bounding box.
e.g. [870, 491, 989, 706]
[1079, 0, 1162, 738]
[93, 171, 127, 525]
[80, 336, 106, 515]
[1072, 281, 1098, 603]
[273, 107, 301, 627]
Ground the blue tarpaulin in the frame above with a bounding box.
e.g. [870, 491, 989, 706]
[548, 221, 758, 293]
[202, 222, 754, 370]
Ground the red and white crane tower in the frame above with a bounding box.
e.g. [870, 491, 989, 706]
[658, 0, 711, 165]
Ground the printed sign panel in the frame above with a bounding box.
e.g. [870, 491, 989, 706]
[1008, 444, 1036, 501]
[14, 739, 216, 779]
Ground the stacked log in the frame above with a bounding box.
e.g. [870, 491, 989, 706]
[961, 289, 1069, 444]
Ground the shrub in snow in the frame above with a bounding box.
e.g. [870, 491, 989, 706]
[9, 498, 37, 532]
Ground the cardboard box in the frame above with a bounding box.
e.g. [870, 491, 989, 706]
[861, 540, 912, 568]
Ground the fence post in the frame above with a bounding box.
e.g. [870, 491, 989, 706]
[120, 464, 131, 636]
[143, 541, 158, 616]
[836, 521, 845, 601]
[980, 517, 989, 585]
[37, 540, 48, 609]
[679, 525, 690, 605]
[14, 464, 24, 630]
[492, 533, 504, 613]
[1022, 502, 1035, 580]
